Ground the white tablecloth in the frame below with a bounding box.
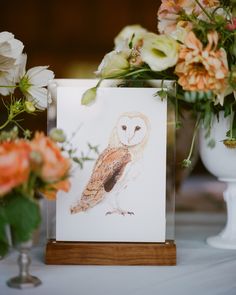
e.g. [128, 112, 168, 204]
[1, 213, 236, 295]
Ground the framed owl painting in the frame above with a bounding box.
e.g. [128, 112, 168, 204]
[47, 79, 175, 246]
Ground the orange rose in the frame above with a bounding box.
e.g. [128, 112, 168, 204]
[0, 140, 31, 196]
[30, 132, 71, 183]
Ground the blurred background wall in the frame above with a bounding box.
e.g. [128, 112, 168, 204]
[1, 0, 225, 211]
[1, 0, 161, 78]
[1, 0, 161, 132]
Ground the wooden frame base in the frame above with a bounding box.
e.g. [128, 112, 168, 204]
[45, 240, 176, 266]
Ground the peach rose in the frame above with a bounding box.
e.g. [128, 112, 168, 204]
[30, 132, 71, 183]
[0, 140, 31, 196]
[41, 180, 71, 200]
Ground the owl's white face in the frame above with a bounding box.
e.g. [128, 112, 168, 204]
[117, 115, 148, 147]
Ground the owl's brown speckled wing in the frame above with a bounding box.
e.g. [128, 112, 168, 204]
[70, 147, 131, 214]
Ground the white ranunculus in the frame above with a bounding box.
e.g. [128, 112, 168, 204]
[114, 25, 147, 51]
[19, 62, 54, 110]
[96, 50, 130, 78]
[140, 33, 179, 71]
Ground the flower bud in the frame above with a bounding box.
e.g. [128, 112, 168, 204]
[49, 128, 66, 143]
[81, 87, 97, 105]
[96, 51, 130, 78]
[182, 159, 192, 168]
[25, 101, 36, 113]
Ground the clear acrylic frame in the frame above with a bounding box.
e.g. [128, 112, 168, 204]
[47, 79, 175, 243]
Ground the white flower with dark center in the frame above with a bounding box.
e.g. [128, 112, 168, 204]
[19, 55, 54, 109]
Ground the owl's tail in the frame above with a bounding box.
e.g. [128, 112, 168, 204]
[70, 201, 90, 214]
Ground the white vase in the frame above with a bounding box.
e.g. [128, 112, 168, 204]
[199, 111, 236, 249]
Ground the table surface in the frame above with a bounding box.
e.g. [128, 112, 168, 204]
[1, 213, 236, 295]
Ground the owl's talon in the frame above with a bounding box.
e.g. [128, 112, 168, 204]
[105, 209, 134, 216]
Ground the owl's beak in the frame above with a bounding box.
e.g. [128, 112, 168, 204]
[127, 131, 135, 144]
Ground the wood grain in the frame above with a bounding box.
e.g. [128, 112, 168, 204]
[45, 240, 176, 266]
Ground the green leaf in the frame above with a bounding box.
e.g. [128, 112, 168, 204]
[81, 157, 95, 161]
[224, 105, 231, 117]
[72, 157, 83, 168]
[203, 103, 212, 129]
[4, 194, 41, 244]
[154, 90, 167, 100]
[226, 128, 236, 138]
[207, 139, 216, 148]
[81, 87, 97, 105]
[87, 143, 99, 154]
[176, 121, 182, 129]
[0, 208, 9, 256]
[226, 113, 236, 138]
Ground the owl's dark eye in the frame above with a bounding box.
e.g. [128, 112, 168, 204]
[122, 125, 127, 131]
[135, 126, 141, 131]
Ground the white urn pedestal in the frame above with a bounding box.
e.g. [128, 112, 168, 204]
[199, 112, 236, 250]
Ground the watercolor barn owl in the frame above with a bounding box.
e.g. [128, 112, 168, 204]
[70, 112, 150, 216]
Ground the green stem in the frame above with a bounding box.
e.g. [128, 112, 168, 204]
[194, 0, 213, 21]
[230, 104, 234, 139]
[96, 79, 103, 88]
[0, 110, 25, 130]
[123, 68, 153, 77]
[104, 68, 153, 80]
[185, 115, 201, 162]
[0, 119, 11, 130]
[175, 95, 181, 129]
[12, 120, 25, 133]
[0, 85, 16, 88]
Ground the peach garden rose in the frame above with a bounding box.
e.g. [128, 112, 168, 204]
[30, 132, 71, 199]
[0, 140, 31, 196]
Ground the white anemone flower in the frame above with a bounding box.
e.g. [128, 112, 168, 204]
[140, 33, 179, 71]
[18, 55, 54, 110]
[114, 25, 147, 51]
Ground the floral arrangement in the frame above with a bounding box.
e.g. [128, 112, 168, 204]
[0, 32, 73, 256]
[0, 128, 71, 256]
[0, 32, 99, 257]
[82, 0, 236, 167]
[0, 31, 54, 134]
